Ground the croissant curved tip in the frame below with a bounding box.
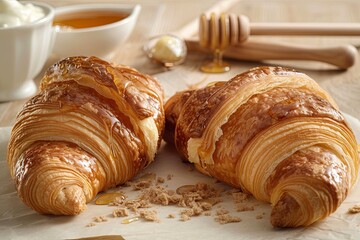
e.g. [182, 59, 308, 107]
[270, 193, 303, 228]
[55, 185, 87, 215]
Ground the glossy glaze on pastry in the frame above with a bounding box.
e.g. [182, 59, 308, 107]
[164, 66, 359, 227]
[7, 56, 165, 215]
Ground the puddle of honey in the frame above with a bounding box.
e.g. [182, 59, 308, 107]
[95, 192, 125, 205]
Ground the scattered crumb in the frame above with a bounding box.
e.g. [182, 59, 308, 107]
[113, 208, 129, 217]
[180, 214, 191, 222]
[348, 205, 360, 214]
[154, 192, 170, 205]
[198, 201, 213, 211]
[180, 209, 194, 216]
[124, 199, 152, 212]
[167, 213, 175, 218]
[215, 214, 241, 224]
[91, 175, 258, 226]
[216, 208, 229, 216]
[157, 177, 165, 184]
[232, 192, 250, 203]
[204, 211, 211, 216]
[139, 210, 160, 222]
[93, 216, 108, 222]
[167, 189, 175, 195]
[236, 203, 255, 212]
[140, 185, 182, 206]
[108, 195, 127, 206]
[187, 165, 194, 172]
[191, 204, 203, 215]
[132, 180, 152, 190]
[86, 222, 96, 227]
[181, 204, 202, 216]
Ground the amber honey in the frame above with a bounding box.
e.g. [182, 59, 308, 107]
[53, 11, 130, 29]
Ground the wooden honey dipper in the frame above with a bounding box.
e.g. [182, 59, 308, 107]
[197, 13, 360, 72]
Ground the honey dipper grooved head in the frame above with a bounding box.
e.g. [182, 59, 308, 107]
[199, 13, 251, 50]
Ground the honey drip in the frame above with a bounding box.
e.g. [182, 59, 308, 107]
[199, 13, 231, 73]
[121, 216, 140, 224]
[95, 192, 125, 205]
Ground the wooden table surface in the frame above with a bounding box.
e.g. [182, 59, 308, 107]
[1, 0, 360, 127]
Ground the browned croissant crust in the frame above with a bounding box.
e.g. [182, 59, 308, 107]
[164, 66, 359, 227]
[7, 56, 165, 215]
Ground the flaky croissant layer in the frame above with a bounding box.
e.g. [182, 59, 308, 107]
[7, 56, 165, 215]
[164, 66, 359, 227]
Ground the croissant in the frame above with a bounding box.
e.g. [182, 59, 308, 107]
[164, 66, 359, 227]
[7, 56, 165, 215]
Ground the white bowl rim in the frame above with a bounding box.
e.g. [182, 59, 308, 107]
[0, 1, 55, 30]
[54, 3, 141, 33]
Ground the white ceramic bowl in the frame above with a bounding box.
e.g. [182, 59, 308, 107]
[52, 4, 141, 59]
[0, 2, 54, 102]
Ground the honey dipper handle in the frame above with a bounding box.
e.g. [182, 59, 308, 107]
[250, 23, 360, 36]
[186, 39, 358, 69]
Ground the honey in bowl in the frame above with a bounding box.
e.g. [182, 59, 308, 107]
[53, 10, 130, 29]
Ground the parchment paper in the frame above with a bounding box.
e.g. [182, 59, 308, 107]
[1, 112, 360, 240]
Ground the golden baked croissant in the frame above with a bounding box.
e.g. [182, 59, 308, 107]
[7, 56, 165, 215]
[164, 66, 359, 227]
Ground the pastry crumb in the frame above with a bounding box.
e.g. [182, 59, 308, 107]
[91, 177, 241, 225]
[113, 208, 129, 217]
[108, 195, 126, 206]
[167, 213, 175, 218]
[216, 208, 229, 216]
[256, 215, 263, 219]
[86, 222, 96, 227]
[180, 214, 191, 222]
[93, 216, 108, 222]
[132, 180, 152, 190]
[232, 192, 249, 203]
[348, 205, 360, 214]
[215, 214, 241, 224]
[157, 177, 165, 184]
[139, 210, 160, 222]
[236, 203, 255, 212]
[204, 211, 211, 216]
[199, 201, 213, 211]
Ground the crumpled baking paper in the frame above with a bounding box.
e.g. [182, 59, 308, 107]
[1, 113, 360, 240]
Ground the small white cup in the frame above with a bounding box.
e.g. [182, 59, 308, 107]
[0, 3, 140, 102]
[0, 2, 54, 102]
